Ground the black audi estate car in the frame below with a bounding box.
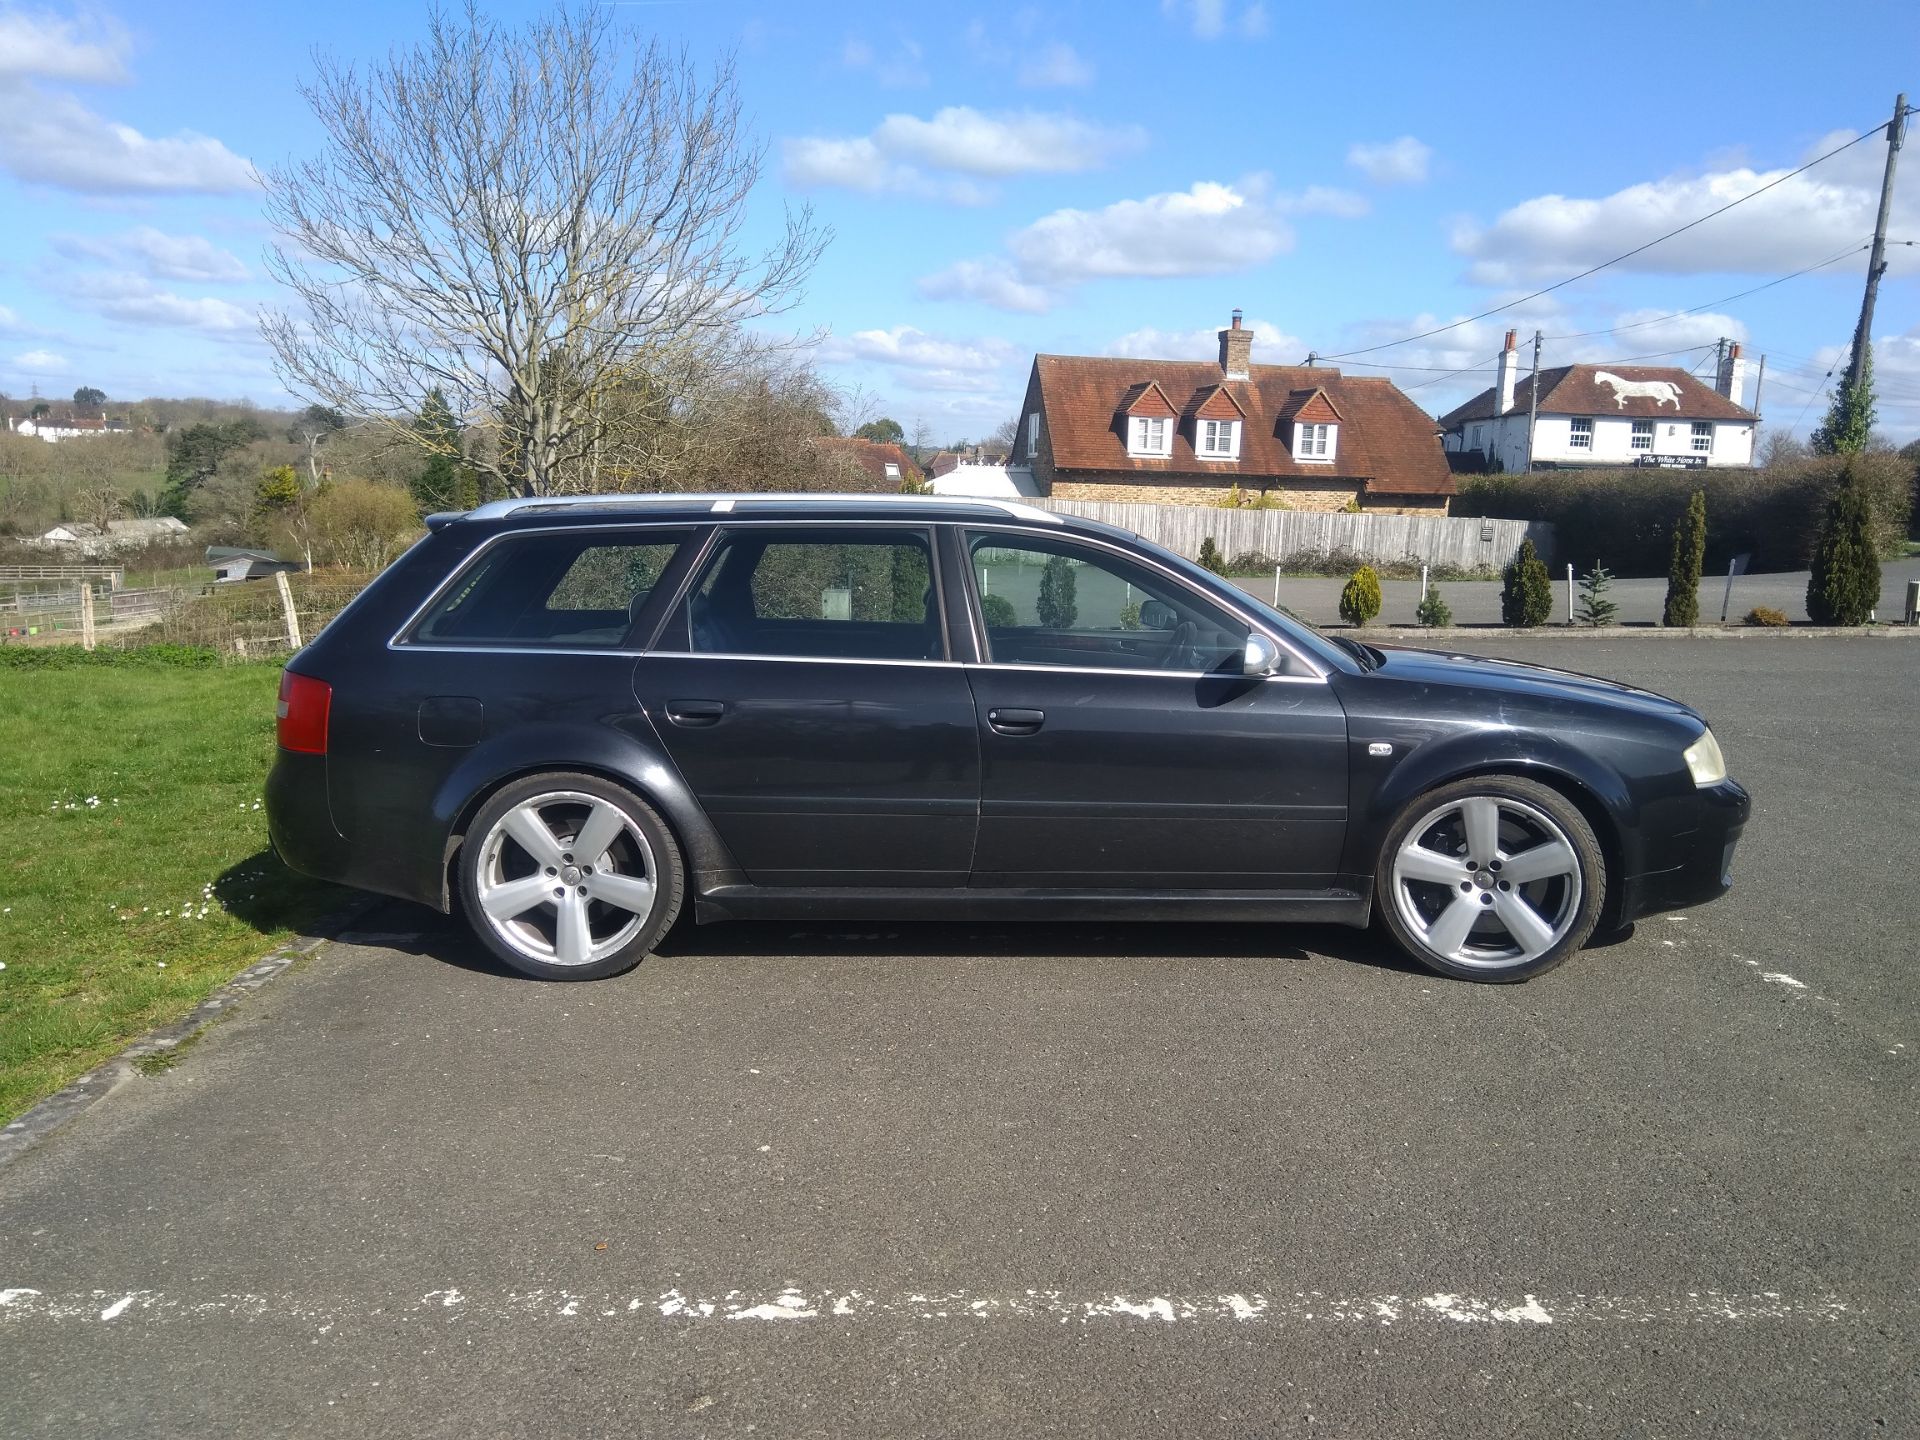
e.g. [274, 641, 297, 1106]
[267, 494, 1748, 984]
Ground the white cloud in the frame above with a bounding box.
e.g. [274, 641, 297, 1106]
[1348, 136, 1433, 186]
[916, 258, 1056, 314]
[1011, 181, 1290, 284]
[0, 8, 129, 83]
[1019, 43, 1093, 88]
[1105, 318, 1309, 364]
[921, 178, 1368, 313]
[1161, 0, 1266, 39]
[784, 107, 1144, 203]
[13, 348, 70, 372]
[841, 33, 928, 89]
[54, 226, 250, 282]
[821, 325, 1018, 374]
[1455, 132, 1918, 282]
[68, 271, 256, 333]
[0, 23, 253, 196]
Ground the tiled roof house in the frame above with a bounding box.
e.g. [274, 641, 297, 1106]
[1439, 331, 1758, 472]
[1007, 312, 1455, 513]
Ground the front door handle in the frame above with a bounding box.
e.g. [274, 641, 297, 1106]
[987, 707, 1046, 736]
[665, 699, 727, 728]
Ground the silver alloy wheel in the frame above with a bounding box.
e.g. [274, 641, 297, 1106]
[1389, 794, 1583, 972]
[474, 790, 658, 968]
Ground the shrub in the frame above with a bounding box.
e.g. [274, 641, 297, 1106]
[0, 642, 227, 669]
[1220, 483, 1245, 509]
[1663, 490, 1705, 626]
[980, 592, 1016, 628]
[1338, 565, 1382, 626]
[1225, 550, 1278, 576]
[1805, 462, 1881, 625]
[1577, 562, 1620, 627]
[1501, 538, 1553, 627]
[1416, 586, 1452, 628]
[1248, 491, 1289, 510]
[1744, 606, 1789, 627]
[1196, 536, 1228, 575]
[1454, 453, 1914, 576]
[1037, 554, 1077, 627]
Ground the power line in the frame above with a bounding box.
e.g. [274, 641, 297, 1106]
[1538, 242, 1870, 341]
[1315, 124, 1889, 361]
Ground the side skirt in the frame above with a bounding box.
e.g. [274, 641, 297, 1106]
[693, 884, 1373, 928]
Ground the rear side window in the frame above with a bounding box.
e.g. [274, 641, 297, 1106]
[666, 527, 942, 661]
[407, 529, 690, 648]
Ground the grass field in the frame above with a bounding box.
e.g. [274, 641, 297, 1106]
[0, 654, 343, 1121]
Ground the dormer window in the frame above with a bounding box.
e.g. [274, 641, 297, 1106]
[1198, 418, 1241, 459]
[1293, 422, 1336, 462]
[1128, 416, 1171, 457]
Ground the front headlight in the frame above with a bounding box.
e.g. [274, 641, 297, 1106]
[1683, 728, 1726, 787]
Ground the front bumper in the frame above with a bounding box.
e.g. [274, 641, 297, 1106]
[1618, 778, 1750, 923]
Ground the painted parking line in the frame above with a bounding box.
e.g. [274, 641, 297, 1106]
[0, 1285, 1859, 1330]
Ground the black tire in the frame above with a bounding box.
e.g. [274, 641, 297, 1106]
[458, 771, 684, 981]
[1374, 774, 1605, 984]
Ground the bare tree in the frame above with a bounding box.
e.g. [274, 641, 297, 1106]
[75, 482, 122, 537]
[260, 3, 827, 497]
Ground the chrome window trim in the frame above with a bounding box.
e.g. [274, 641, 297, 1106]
[643, 651, 961, 671]
[965, 661, 1328, 685]
[959, 521, 1332, 681]
[387, 519, 699, 652]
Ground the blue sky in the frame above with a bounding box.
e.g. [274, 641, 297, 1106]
[1, 0, 1916, 441]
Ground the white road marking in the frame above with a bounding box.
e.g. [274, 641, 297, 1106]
[1760, 972, 1808, 990]
[0, 1285, 1858, 1330]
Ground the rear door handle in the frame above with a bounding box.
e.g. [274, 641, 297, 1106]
[987, 707, 1046, 736]
[665, 699, 727, 728]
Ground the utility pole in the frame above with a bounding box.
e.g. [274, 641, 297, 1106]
[1844, 92, 1907, 394]
[1751, 354, 1766, 421]
[1524, 331, 1542, 475]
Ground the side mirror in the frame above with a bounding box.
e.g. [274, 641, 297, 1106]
[1243, 634, 1282, 676]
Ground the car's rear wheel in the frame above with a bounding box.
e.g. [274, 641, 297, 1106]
[459, 772, 683, 981]
[1376, 775, 1604, 983]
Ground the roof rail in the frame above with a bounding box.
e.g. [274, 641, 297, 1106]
[459, 492, 1063, 525]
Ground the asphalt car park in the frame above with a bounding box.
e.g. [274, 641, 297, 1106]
[1, 636, 1914, 1438]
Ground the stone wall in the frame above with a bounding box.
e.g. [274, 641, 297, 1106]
[1049, 474, 1448, 516]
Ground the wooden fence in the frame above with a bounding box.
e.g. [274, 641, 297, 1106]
[1032, 500, 1555, 571]
[0, 563, 124, 590]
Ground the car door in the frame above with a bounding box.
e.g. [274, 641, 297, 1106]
[632, 523, 980, 888]
[956, 526, 1349, 890]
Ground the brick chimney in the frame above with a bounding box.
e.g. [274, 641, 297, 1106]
[1218, 309, 1252, 380]
[1715, 341, 1747, 407]
[1495, 329, 1520, 415]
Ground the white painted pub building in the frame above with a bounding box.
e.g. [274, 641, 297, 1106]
[1439, 331, 1758, 472]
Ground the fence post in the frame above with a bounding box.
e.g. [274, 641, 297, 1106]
[275, 570, 303, 650]
[79, 585, 96, 651]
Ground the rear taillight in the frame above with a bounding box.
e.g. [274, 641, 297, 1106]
[276, 670, 332, 754]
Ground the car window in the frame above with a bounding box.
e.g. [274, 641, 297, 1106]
[409, 530, 690, 647]
[965, 531, 1249, 673]
[672, 527, 943, 661]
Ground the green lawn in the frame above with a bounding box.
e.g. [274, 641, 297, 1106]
[0, 656, 343, 1121]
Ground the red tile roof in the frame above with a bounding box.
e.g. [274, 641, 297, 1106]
[1439, 364, 1756, 427]
[1029, 355, 1454, 496]
[813, 437, 923, 489]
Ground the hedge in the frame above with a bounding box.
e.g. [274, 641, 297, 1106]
[1453, 453, 1915, 576]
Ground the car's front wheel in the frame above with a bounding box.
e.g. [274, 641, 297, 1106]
[1376, 775, 1604, 983]
[458, 772, 683, 981]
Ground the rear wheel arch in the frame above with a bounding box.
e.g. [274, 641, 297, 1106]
[440, 758, 733, 913]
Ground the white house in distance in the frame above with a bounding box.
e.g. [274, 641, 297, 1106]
[38, 517, 188, 555]
[6, 413, 118, 443]
[1439, 332, 1757, 471]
